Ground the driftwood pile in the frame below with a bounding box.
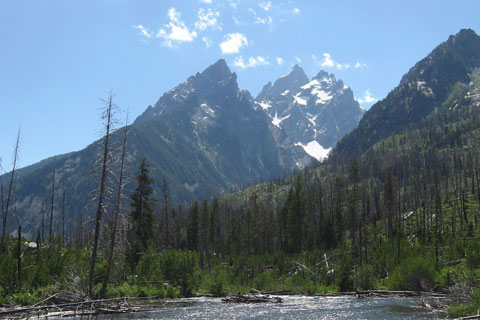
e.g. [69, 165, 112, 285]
[222, 289, 283, 303]
[222, 295, 282, 303]
[0, 295, 165, 319]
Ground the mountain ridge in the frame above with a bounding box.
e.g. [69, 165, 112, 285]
[333, 28, 480, 159]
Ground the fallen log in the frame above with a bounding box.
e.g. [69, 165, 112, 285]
[0, 296, 164, 319]
[222, 294, 282, 303]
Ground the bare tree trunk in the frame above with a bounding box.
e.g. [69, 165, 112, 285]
[100, 112, 128, 299]
[49, 156, 56, 240]
[88, 93, 114, 298]
[17, 224, 22, 287]
[62, 175, 66, 247]
[162, 179, 170, 249]
[1, 129, 20, 253]
[41, 197, 45, 243]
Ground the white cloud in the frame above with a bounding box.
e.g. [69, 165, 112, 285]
[249, 8, 274, 26]
[259, 1, 272, 11]
[134, 25, 152, 38]
[292, 8, 301, 14]
[220, 33, 248, 54]
[156, 8, 197, 47]
[199, 0, 212, 3]
[195, 8, 221, 31]
[336, 63, 351, 70]
[355, 61, 368, 69]
[233, 56, 270, 70]
[229, 1, 238, 9]
[357, 90, 378, 104]
[295, 56, 302, 63]
[202, 37, 213, 48]
[320, 53, 334, 67]
[276, 57, 284, 66]
[255, 15, 273, 25]
[312, 53, 358, 70]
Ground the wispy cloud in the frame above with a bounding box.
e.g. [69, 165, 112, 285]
[248, 8, 274, 26]
[317, 53, 334, 67]
[292, 8, 301, 14]
[202, 37, 213, 48]
[276, 57, 284, 66]
[312, 53, 360, 70]
[220, 33, 248, 54]
[156, 8, 197, 47]
[354, 61, 368, 69]
[295, 56, 302, 63]
[199, 0, 212, 3]
[357, 90, 378, 104]
[195, 8, 221, 31]
[134, 25, 152, 39]
[233, 56, 269, 69]
[259, 1, 272, 11]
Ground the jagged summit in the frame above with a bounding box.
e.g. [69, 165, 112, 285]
[255, 66, 364, 167]
[197, 59, 234, 83]
[256, 65, 309, 101]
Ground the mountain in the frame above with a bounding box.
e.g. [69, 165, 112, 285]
[256, 65, 364, 167]
[1, 60, 286, 236]
[1, 59, 365, 236]
[334, 28, 480, 159]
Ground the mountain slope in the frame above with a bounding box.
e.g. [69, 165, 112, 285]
[333, 28, 480, 159]
[1, 60, 285, 236]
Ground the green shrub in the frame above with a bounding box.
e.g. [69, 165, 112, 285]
[356, 264, 376, 290]
[465, 240, 480, 270]
[446, 287, 480, 318]
[388, 255, 436, 291]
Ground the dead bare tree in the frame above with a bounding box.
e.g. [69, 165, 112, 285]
[100, 112, 129, 299]
[49, 156, 56, 240]
[62, 174, 66, 246]
[162, 179, 170, 248]
[88, 92, 115, 298]
[1, 128, 20, 253]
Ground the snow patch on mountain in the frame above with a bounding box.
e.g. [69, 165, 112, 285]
[271, 112, 291, 128]
[312, 88, 333, 104]
[300, 79, 320, 90]
[293, 94, 307, 106]
[294, 141, 331, 161]
[256, 101, 273, 110]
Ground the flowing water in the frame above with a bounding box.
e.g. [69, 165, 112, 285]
[91, 296, 440, 319]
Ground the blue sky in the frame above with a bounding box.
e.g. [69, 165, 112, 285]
[1, 0, 479, 170]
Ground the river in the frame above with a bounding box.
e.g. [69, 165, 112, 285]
[90, 295, 440, 319]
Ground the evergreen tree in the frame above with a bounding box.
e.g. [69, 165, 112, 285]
[348, 160, 360, 245]
[127, 158, 156, 269]
[333, 176, 345, 246]
[286, 175, 307, 254]
[187, 202, 199, 252]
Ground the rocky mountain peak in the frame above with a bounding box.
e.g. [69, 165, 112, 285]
[256, 65, 309, 101]
[199, 59, 232, 82]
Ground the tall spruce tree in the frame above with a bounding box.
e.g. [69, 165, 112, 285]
[187, 202, 199, 252]
[127, 158, 156, 270]
[285, 175, 307, 254]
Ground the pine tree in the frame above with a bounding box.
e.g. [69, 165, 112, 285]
[127, 158, 156, 270]
[285, 175, 307, 254]
[187, 202, 199, 252]
[333, 176, 345, 247]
